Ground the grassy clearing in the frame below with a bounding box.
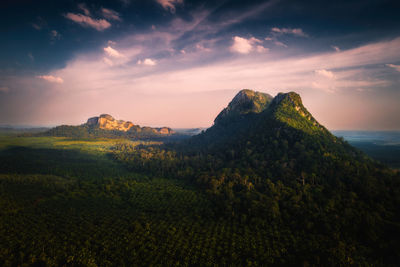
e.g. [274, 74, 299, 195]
[0, 136, 160, 155]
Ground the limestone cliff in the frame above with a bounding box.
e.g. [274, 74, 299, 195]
[85, 114, 175, 135]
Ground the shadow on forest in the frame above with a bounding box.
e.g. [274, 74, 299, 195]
[0, 146, 131, 180]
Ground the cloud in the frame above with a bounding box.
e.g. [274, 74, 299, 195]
[31, 17, 46, 31]
[32, 23, 42, 30]
[65, 13, 111, 31]
[195, 43, 212, 52]
[103, 57, 114, 66]
[256, 45, 269, 53]
[274, 40, 288, 48]
[78, 3, 91, 16]
[137, 58, 157, 66]
[50, 30, 61, 42]
[315, 69, 336, 79]
[101, 8, 121, 21]
[10, 36, 400, 130]
[265, 37, 287, 48]
[386, 64, 400, 72]
[37, 75, 64, 84]
[331, 45, 340, 52]
[230, 36, 265, 54]
[0, 87, 9, 93]
[271, 27, 308, 37]
[104, 46, 124, 58]
[156, 0, 183, 13]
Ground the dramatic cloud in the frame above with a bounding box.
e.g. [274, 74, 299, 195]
[315, 69, 336, 79]
[386, 64, 400, 72]
[332, 45, 341, 52]
[230, 36, 266, 54]
[101, 8, 121, 21]
[37, 75, 64, 84]
[271, 27, 308, 37]
[5, 35, 399, 129]
[65, 13, 111, 31]
[104, 46, 124, 58]
[156, 0, 183, 13]
[137, 58, 157, 66]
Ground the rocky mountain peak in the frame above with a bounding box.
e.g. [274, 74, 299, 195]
[214, 89, 273, 124]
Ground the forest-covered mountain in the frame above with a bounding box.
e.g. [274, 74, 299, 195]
[112, 89, 400, 265]
[3, 89, 398, 265]
[41, 114, 175, 139]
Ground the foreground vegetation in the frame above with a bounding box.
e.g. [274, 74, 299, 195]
[0, 135, 399, 266]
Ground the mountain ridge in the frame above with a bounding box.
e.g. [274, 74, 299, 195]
[41, 114, 175, 138]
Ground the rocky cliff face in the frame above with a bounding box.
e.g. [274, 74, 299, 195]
[86, 114, 135, 132]
[85, 114, 175, 135]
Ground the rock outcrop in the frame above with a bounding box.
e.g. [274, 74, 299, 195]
[84, 114, 175, 135]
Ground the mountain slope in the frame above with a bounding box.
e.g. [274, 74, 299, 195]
[112, 89, 399, 265]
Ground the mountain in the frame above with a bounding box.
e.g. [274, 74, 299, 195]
[187, 90, 332, 150]
[42, 114, 175, 138]
[112, 89, 399, 264]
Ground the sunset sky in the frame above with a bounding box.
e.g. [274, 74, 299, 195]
[1, 0, 400, 129]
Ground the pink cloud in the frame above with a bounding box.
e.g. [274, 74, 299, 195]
[156, 0, 183, 13]
[101, 8, 121, 21]
[65, 13, 111, 31]
[19, 33, 400, 129]
[315, 69, 336, 79]
[386, 64, 400, 72]
[37, 75, 64, 84]
[77, 3, 91, 16]
[104, 46, 124, 58]
[230, 36, 265, 54]
[103, 57, 114, 66]
[256, 45, 269, 53]
[137, 58, 157, 66]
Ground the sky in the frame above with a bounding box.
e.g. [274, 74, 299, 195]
[1, 0, 400, 130]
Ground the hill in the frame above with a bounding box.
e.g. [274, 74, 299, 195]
[41, 114, 175, 139]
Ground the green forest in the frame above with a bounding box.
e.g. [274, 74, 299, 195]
[1, 90, 399, 266]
